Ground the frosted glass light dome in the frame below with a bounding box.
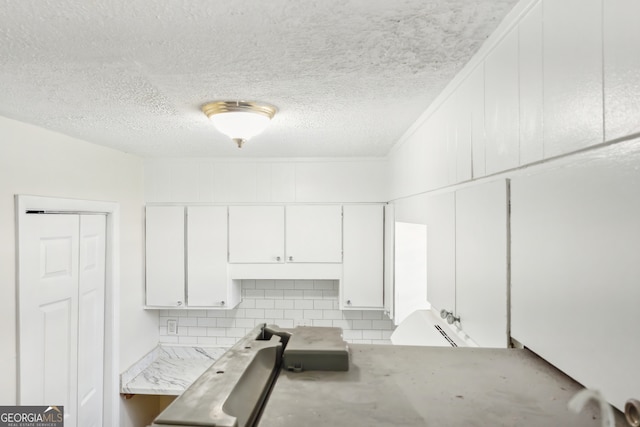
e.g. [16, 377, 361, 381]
[202, 101, 277, 148]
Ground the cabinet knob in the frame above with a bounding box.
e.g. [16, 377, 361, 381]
[440, 309, 450, 319]
[446, 313, 460, 325]
[288, 256, 293, 261]
[626, 399, 640, 427]
[276, 256, 281, 261]
[177, 301, 183, 306]
[346, 300, 352, 305]
[220, 301, 225, 306]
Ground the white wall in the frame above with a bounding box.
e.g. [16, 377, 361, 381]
[145, 158, 388, 203]
[0, 116, 156, 421]
[387, 0, 640, 410]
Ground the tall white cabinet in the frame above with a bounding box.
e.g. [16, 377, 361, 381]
[145, 206, 185, 307]
[187, 206, 239, 308]
[342, 204, 384, 309]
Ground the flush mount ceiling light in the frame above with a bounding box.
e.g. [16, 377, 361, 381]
[202, 101, 277, 148]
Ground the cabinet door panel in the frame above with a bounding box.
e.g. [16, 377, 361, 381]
[187, 206, 228, 307]
[286, 205, 342, 263]
[425, 192, 456, 314]
[146, 206, 185, 307]
[342, 205, 383, 309]
[228, 206, 284, 263]
[455, 180, 509, 348]
[543, 0, 603, 157]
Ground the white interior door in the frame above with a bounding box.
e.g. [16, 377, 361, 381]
[77, 215, 106, 427]
[19, 213, 106, 427]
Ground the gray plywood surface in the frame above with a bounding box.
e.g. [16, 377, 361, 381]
[259, 345, 626, 426]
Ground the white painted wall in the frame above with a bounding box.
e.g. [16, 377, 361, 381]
[0, 116, 156, 423]
[145, 158, 388, 203]
[387, 0, 640, 411]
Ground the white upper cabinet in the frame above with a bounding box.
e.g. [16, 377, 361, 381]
[485, 28, 520, 175]
[543, 0, 603, 157]
[285, 205, 342, 263]
[187, 206, 239, 308]
[145, 206, 185, 307]
[604, 0, 640, 141]
[228, 206, 285, 263]
[342, 204, 384, 310]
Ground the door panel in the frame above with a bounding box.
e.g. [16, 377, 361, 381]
[145, 206, 185, 306]
[228, 206, 285, 263]
[78, 215, 106, 427]
[455, 180, 509, 348]
[187, 206, 229, 307]
[342, 205, 383, 309]
[20, 214, 80, 427]
[285, 205, 342, 263]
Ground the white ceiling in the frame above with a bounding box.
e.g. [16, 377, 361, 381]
[0, 0, 517, 158]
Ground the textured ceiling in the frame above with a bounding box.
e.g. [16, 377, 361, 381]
[0, 0, 517, 158]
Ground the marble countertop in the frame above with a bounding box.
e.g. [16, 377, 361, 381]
[121, 345, 229, 395]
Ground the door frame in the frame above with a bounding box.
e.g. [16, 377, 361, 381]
[15, 195, 120, 426]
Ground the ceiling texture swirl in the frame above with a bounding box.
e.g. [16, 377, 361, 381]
[0, 0, 517, 158]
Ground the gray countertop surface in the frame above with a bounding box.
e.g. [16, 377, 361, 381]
[259, 344, 627, 427]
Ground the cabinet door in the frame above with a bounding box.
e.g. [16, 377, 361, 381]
[187, 206, 231, 307]
[285, 205, 342, 263]
[228, 206, 285, 263]
[342, 205, 384, 309]
[455, 180, 509, 348]
[146, 206, 185, 307]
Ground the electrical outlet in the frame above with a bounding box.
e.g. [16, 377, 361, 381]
[167, 319, 178, 335]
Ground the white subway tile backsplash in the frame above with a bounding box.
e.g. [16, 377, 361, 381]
[275, 280, 295, 289]
[313, 300, 334, 310]
[362, 330, 383, 340]
[225, 328, 246, 338]
[158, 280, 395, 346]
[284, 309, 303, 319]
[207, 310, 227, 318]
[283, 289, 304, 299]
[216, 318, 234, 328]
[274, 300, 294, 309]
[245, 309, 266, 319]
[303, 290, 323, 299]
[303, 309, 323, 319]
[293, 280, 314, 290]
[313, 319, 334, 327]
[178, 317, 197, 327]
[265, 289, 284, 299]
[207, 328, 226, 337]
[313, 280, 335, 290]
[342, 311, 363, 320]
[362, 311, 383, 320]
[245, 289, 265, 298]
[353, 320, 373, 330]
[197, 317, 218, 327]
[264, 309, 284, 319]
[255, 299, 275, 309]
[294, 300, 314, 310]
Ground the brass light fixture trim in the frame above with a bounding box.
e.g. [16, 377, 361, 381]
[202, 101, 277, 148]
[202, 101, 277, 118]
